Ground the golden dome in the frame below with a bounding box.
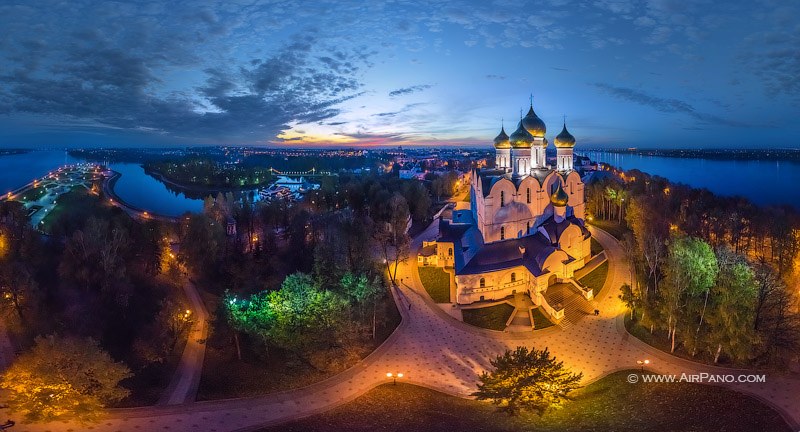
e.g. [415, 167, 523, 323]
[550, 182, 569, 207]
[493, 126, 510, 149]
[522, 104, 546, 137]
[509, 121, 533, 148]
[554, 122, 576, 148]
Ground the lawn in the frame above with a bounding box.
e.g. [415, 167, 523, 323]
[461, 303, 515, 331]
[260, 370, 790, 432]
[590, 237, 604, 256]
[624, 315, 745, 367]
[418, 266, 451, 303]
[587, 218, 629, 240]
[18, 185, 47, 202]
[579, 261, 609, 297]
[531, 307, 554, 329]
[39, 186, 108, 234]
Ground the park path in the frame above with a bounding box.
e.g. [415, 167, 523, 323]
[157, 279, 210, 406]
[10, 221, 800, 431]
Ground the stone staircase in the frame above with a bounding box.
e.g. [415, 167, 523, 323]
[543, 283, 594, 330]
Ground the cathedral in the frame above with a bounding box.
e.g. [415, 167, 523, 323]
[423, 100, 592, 317]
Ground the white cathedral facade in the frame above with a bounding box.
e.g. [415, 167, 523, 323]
[423, 101, 592, 316]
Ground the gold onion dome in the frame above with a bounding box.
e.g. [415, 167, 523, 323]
[509, 121, 534, 148]
[493, 126, 511, 149]
[554, 122, 576, 148]
[522, 104, 546, 137]
[550, 182, 569, 207]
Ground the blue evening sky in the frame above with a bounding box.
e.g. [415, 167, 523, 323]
[0, 0, 798, 149]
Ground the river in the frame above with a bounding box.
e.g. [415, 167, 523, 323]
[582, 151, 800, 209]
[0, 150, 203, 217]
[1, 149, 797, 215]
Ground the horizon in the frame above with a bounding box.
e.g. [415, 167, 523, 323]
[1, 1, 799, 149]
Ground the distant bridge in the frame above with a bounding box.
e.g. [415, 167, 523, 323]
[268, 167, 334, 177]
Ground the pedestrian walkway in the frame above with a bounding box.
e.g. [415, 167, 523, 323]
[9, 222, 800, 432]
[157, 279, 209, 406]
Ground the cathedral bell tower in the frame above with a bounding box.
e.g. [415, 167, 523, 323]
[554, 120, 576, 172]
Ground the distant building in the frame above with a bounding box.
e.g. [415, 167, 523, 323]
[399, 162, 425, 179]
[274, 175, 319, 192]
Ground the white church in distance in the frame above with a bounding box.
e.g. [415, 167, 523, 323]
[422, 101, 592, 314]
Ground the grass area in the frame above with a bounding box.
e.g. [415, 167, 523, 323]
[418, 266, 451, 303]
[18, 185, 47, 202]
[590, 237, 604, 256]
[260, 370, 790, 432]
[461, 303, 515, 331]
[39, 186, 97, 234]
[531, 307, 554, 329]
[579, 261, 609, 297]
[624, 314, 742, 367]
[587, 218, 629, 240]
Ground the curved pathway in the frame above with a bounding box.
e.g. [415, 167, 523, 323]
[157, 279, 210, 406]
[12, 223, 800, 431]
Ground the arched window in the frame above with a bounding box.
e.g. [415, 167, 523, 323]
[511, 272, 516, 282]
[500, 226, 505, 240]
[500, 190, 505, 207]
[448, 247, 453, 256]
[527, 188, 531, 203]
[479, 278, 485, 288]
[526, 221, 530, 233]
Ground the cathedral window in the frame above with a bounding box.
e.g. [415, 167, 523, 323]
[479, 278, 485, 288]
[500, 226, 505, 240]
[511, 272, 516, 282]
[448, 247, 453, 256]
[500, 191, 505, 207]
[527, 188, 531, 203]
[527, 221, 530, 233]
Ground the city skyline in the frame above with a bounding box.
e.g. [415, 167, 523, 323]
[1, 0, 799, 149]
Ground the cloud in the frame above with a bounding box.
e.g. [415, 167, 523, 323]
[485, 74, 506, 80]
[0, 25, 369, 143]
[739, 25, 800, 101]
[388, 84, 432, 97]
[592, 83, 751, 127]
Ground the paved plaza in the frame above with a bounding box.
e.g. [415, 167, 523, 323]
[6, 220, 800, 432]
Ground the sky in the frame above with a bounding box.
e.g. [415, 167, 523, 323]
[0, 0, 799, 149]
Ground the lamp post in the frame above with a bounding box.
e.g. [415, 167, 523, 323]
[636, 359, 650, 372]
[386, 372, 404, 385]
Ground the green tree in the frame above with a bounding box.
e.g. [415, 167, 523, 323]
[659, 236, 718, 353]
[0, 335, 131, 423]
[340, 272, 382, 338]
[373, 193, 410, 284]
[705, 248, 758, 363]
[179, 213, 226, 276]
[224, 273, 351, 363]
[58, 217, 132, 307]
[618, 283, 639, 320]
[473, 346, 583, 415]
[0, 201, 43, 324]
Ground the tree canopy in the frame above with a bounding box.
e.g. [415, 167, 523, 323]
[473, 346, 583, 415]
[0, 335, 131, 422]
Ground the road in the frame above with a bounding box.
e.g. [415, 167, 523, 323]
[9, 220, 800, 431]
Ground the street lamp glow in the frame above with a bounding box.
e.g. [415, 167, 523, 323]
[386, 372, 404, 384]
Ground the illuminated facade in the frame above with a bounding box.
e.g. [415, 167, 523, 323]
[425, 101, 591, 318]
